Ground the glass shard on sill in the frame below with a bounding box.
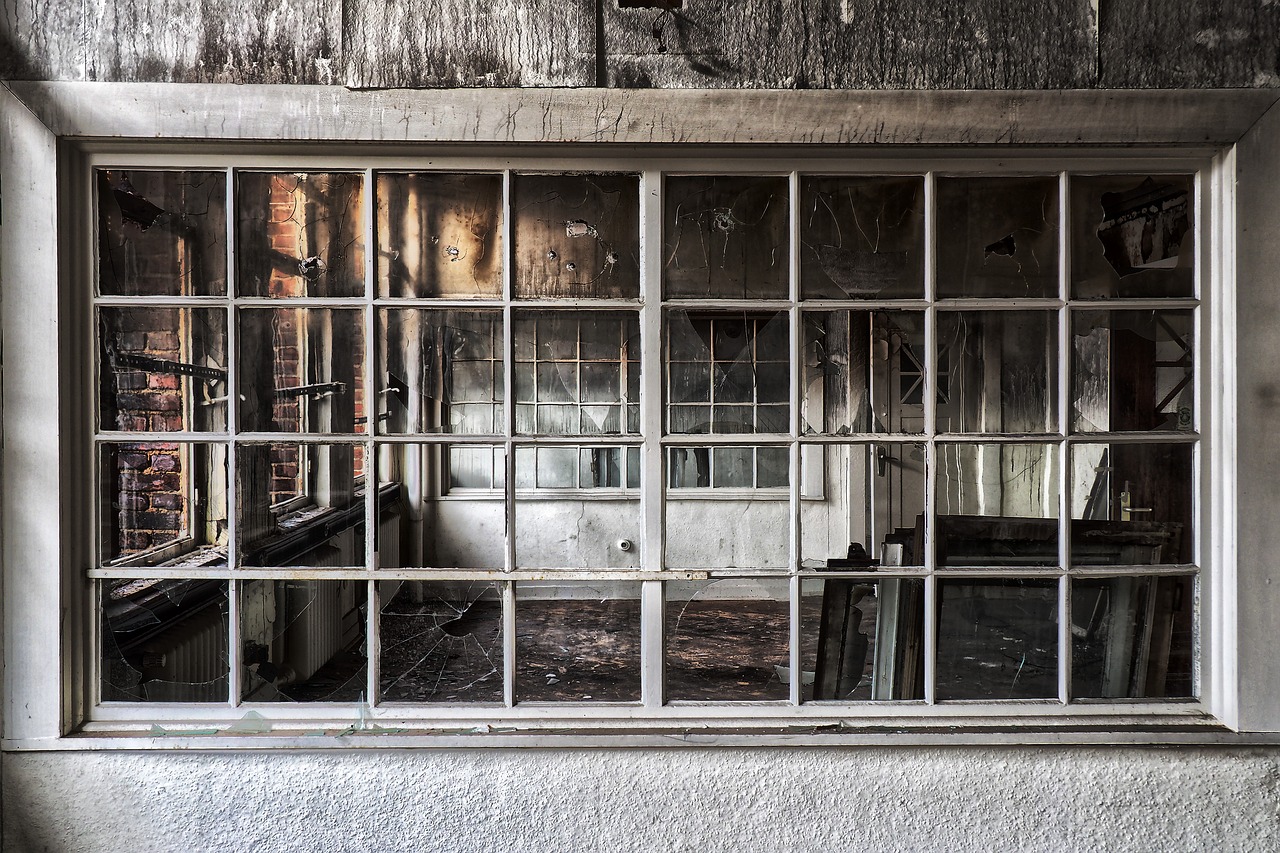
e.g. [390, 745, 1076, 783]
[800, 175, 926, 300]
[512, 173, 640, 299]
[377, 172, 503, 299]
[240, 579, 369, 702]
[935, 176, 1059, 299]
[936, 578, 1059, 700]
[800, 577, 925, 701]
[1072, 175, 1194, 299]
[97, 169, 228, 297]
[665, 578, 790, 701]
[101, 578, 230, 702]
[236, 172, 365, 298]
[379, 581, 504, 703]
[515, 581, 641, 702]
[664, 176, 789, 300]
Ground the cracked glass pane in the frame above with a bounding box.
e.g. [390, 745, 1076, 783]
[100, 578, 229, 702]
[936, 176, 1059, 299]
[936, 578, 1059, 700]
[802, 310, 926, 434]
[800, 175, 925, 299]
[665, 310, 789, 434]
[240, 579, 368, 702]
[99, 442, 228, 569]
[512, 173, 640, 299]
[1071, 574, 1195, 699]
[1072, 175, 1194, 299]
[377, 443, 506, 570]
[936, 311, 1058, 434]
[664, 176, 789, 299]
[376, 172, 502, 299]
[665, 578, 790, 701]
[800, 577, 925, 701]
[514, 446, 640, 569]
[236, 172, 365, 298]
[515, 581, 641, 702]
[378, 309, 503, 434]
[238, 308, 366, 434]
[379, 581, 504, 703]
[237, 442, 366, 569]
[99, 307, 228, 433]
[935, 443, 1060, 568]
[97, 169, 227, 297]
[1070, 443, 1193, 566]
[800, 443, 925, 570]
[1071, 309, 1194, 433]
[514, 310, 640, 436]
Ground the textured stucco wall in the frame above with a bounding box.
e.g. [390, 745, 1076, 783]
[3, 747, 1278, 851]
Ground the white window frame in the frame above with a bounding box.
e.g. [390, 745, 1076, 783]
[4, 82, 1280, 747]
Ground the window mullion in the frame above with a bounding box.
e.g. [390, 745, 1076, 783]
[225, 166, 242, 706]
[1058, 170, 1072, 705]
[788, 170, 802, 706]
[640, 169, 666, 709]
[922, 170, 938, 705]
[501, 170, 517, 707]
[362, 167, 378, 707]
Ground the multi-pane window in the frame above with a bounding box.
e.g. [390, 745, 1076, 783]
[91, 160, 1201, 721]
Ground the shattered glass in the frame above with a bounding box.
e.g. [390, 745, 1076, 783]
[379, 581, 504, 703]
[237, 308, 366, 434]
[515, 581, 641, 702]
[236, 172, 365, 298]
[378, 309, 503, 434]
[800, 577, 925, 701]
[1071, 175, 1194, 299]
[664, 176, 789, 299]
[1070, 443, 1193, 565]
[101, 578, 229, 702]
[936, 311, 1058, 434]
[800, 175, 926, 300]
[512, 173, 640, 299]
[665, 578, 790, 701]
[240, 579, 369, 702]
[377, 172, 503, 299]
[97, 170, 227, 297]
[936, 578, 1059, 700]
[935, 176, 1059, 299]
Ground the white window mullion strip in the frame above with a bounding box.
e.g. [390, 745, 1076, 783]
[362, 168, 378, 706]
[502, 580, 517, 707]
[788, 170, 802, 706]
[1058, 171, 1071, 705]
[366, 578, 379, 707]
[640, 169, 666, 708]
[225, 167, 242, 706]
[227, 580, 241, 705]
[502, 170, 516, 574]
[922, 171, 938, 704]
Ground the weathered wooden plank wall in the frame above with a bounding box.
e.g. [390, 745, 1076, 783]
[2, 0, 1278, 88]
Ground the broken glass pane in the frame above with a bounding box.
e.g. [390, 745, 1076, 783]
[237, 442, 366, 568]
[936, 311, 1058, 434]
[378, 309, 503, 434]
[99, 442, 228, 569]
[800, 175, 925, 299]
[240, 579, 368, 702]
[97, 170, 227, 297]
[802, 310, 926, 434]
[99, 307, 228, 432]
[1071, 309, 1194, 433]
[101, 578, 229, 702]
[236, 172, 365, 298]
[512, 173, 640, 299]
[800, 443, 925, 569]
[800, 577, 925, 701]
[1072, 175, 1194, 299]
[936, 578, 1059, 700]
[935, 443, 1060, 567]
[379, 581, 504, 703]
[664, 176, 789, 299]
[376, 172, 502, 299]
[513, 310, 640, 436]
[514, 446, 640, 569]
[1070, 443, 1193, 565]
[377, 443, 506, 570]
[238, 308, 366, 433]
[515, 581, 641, 702]
[666, 578, 790, 701]
[1071, 574, 1195, 699]
[665, 310, 789, 434]
[665, 449, 789, 568]
[935, 176, 1059, 299]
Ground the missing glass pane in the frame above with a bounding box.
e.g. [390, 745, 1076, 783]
[666, 448, 789, 568]
[1070, 443, 1193, 565]
[936, 311, 1058, 434]
[936, 578, 1059, 700]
